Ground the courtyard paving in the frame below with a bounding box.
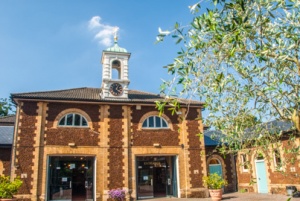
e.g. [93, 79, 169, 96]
[145, 192, 300, 201]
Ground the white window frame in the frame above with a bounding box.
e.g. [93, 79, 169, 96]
[58, 113, 88, 127]
[142, 116, 169, 129]
[241, 154, 249, 172]
[273, 149, 283, 171]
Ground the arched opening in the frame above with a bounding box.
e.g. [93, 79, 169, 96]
[208, 158, 223, 177]
[209, 159, 220, 165]
[256, 153, 264, 160]
[112, 60, 121, 79]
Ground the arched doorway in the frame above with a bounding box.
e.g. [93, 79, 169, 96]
[208, 158, 223, 177]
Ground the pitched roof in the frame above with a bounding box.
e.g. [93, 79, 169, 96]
[0, 126, 14, 145]
[0, 115, 16, 124]
[11, 87, 204, 106]
[245, 120, 294, 138]
[204, 120, 295, 146]
[204, 130, 223, 146]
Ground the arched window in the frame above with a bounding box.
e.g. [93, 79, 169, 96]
[58, 113, 88, 127]
[273, 149, 282, 170]
[112, 60, 121, 79]
[142, 116, 168, 128]
[209, 159, 220, 165]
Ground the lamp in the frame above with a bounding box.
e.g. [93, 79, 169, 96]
[68, 143, 76, 147]
[153, 143, 161, 148]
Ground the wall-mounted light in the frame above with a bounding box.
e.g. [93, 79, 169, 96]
[68, 143, 76, 147]
[153, 143, 161, 148]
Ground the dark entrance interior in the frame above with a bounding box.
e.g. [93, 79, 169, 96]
[136, 156, 177, 199]
[48, 156, 94, 201]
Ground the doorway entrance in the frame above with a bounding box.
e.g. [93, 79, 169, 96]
[255, 159, 268, 193]
[47, 156, 94, 201]
[208, 158, 223, 177]
[136, 156, 178, 199]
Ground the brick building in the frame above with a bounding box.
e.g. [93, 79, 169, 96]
[236, 120, 300, 194]
[9, 38, 208, 201]
[204, 130, 237, 193]
[0, 115, 15, 176]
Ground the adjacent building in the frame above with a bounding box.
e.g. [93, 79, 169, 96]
[204, 130, 237, 193]
[0, 115, 15, 176]
[236, 120, 300, 194]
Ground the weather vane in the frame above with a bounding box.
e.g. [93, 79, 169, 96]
[113, 27, 119, 43]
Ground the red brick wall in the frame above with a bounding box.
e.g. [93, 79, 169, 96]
[16, 102, 38, 194]
[269, 139, 300, 185]
[107, 105, 124, 189]
[236, 136, 300, 194]
[186, 109, 203, 190]
[205, 147, 236, 192]
[46, 103, 100, 146]
[131, 106, 180, 146]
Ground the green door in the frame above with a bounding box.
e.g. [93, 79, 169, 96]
[209, 164, 222, 176]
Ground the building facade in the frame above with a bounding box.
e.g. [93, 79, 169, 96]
[204, 130, 237, 193]
[0, 115, 15, 176]
[236, 121, 300, 194]
[10, 39, 208, 201]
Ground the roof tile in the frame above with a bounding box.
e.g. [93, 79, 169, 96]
[12, 87, 203, 106]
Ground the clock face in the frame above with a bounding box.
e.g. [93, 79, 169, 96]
[109, 83, 123, 96]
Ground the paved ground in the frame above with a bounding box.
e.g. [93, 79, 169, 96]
[144, 192, 300, 201]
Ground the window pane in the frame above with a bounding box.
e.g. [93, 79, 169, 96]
[59, 117, 65, 125]
[162, 119, 167, 127]
[66, 114, 73, 125]
[148, 116, 154, 127]
[142, 120, 147, 127]
[74, 114, 80, 126]
[155, 116, 161, 127]
[82, 117, 88, 126]
[274, 150, 281, 167]
[242, 154, 248, 170]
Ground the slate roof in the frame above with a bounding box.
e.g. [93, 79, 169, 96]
[0, 115, 15, 124]
[11, 87, 204, 106]
[0, 126, 14, 145]
[244, 119, 294, 139]
[204, 120, 295, 146]
[204, 130, 223, 146]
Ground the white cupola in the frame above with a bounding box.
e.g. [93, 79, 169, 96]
[100, 31, 131, 99]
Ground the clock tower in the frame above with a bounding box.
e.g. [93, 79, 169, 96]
[100, 31, 131, 99]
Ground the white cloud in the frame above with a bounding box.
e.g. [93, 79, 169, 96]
[88, 16, 119, 47]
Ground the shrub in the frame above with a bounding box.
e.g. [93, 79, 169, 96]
[202, 173, 227, 189]
[0, 175, 23, 198]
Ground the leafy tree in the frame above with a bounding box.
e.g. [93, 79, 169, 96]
[157, 0, 300, 155]
[0, 98, 15, 116]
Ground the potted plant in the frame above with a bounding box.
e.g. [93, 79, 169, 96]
[203, 173, 227, 201]
[0, 175, 23, 201]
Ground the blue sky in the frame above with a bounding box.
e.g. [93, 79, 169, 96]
[0, 1, 210, 100]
